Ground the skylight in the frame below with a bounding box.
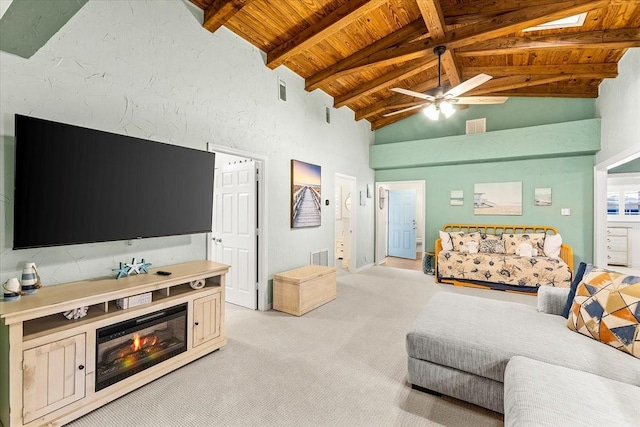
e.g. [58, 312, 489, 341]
[522, 13, 587, 32]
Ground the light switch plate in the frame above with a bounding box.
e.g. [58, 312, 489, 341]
[561, 208, 571, 216]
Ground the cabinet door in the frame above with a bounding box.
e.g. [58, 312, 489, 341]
[23, 333, 86, 423]
[193, 293, 221, 347]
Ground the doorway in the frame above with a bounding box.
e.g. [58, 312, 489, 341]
[335, 173, 357, 273]
[206, 144, 268, 311]
[375, 181, 425, 271]
[594, 143, 640, 268]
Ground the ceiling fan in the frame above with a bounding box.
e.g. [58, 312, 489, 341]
[384, 46, 508, 119]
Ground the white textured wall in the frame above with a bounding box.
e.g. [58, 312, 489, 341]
[0, 1, 374, 287]
[596, 48, 640, 163]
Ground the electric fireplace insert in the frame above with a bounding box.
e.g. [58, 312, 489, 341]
[95, 304, 187, 391]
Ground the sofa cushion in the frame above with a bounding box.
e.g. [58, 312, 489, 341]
[504, 356, 640, 427]
[437, 251, 571, 288]
[503, 233, 546, 256]
[449, 232, 481, 251]
[567, 269, 640, 359]
[479, 238, 505, 254]
[561, 261, 588, 318]
[439, 230, 454, 251]
[543, 233, 562, 259]
[406, 292, 640, 386]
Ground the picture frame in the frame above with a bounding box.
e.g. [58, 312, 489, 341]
[291, 160, 321, 228]
[450, 190, 463, 206]
[474, 182, 523, 215]
[535, 187, 552, 206]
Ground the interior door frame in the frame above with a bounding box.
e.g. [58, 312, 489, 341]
[335, 173, 357, 273]
[593, 142, 640, 267]
[375, 180, 426, 265]
[207, 143, 269, 311]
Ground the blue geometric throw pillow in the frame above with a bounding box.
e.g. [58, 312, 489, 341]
[561, 262, 588, 318]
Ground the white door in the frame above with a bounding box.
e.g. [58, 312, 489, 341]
[210, 161, 257, 309]
[388, 189, 417, 259]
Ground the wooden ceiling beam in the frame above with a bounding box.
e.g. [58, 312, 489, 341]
[416, 0, 462, 87]
[266, 0, 388, 70]
[465, 75, 576, 96]
[305, 19, 427, 92]
[457, 28, 640, 56]
[462, 63, 618, 78]
[333, 57, 437, 108]
[496, 87, 599, 97]
[203, 0, 256, 33]
[339, 0, 610, 73]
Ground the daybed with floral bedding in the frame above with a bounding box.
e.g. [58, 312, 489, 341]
[435, 224, 574, 293]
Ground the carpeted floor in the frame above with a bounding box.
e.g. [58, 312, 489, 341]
[68, 266, 536, 427]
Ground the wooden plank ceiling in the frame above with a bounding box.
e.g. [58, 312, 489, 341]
[191, 0, 640, 130]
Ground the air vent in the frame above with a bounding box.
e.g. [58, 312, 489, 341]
[310, 249, 329, 266]
[278, 78, 287, 102]
[466, 118, 486, 134]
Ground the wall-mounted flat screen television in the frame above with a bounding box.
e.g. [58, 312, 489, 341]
[13, 114, 215, 249]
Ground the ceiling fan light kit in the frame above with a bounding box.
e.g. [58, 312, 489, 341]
[385, 45, 508, 120]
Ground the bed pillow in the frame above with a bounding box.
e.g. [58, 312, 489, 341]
[439, 230, 454, 251]
[479, 238, 505, 254]
[544, 234, 563, 259]
[449, 232, 481, 251]
[504, 233, 546, 256]
[561, 262, 588, 318]
[567, 269, 640, 359]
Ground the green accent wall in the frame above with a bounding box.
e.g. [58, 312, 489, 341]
[372, 110, 601, 267]
[371, 119, 600, 170]
[376, 155, 595, 266]
[375, 97, 596, 144]
[0, 0, 88, 58]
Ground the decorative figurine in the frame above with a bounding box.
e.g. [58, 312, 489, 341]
[113, 258, 152, 279]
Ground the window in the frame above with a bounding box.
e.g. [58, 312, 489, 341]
[624, 191, 639, 215]
[607, 175, 640, 221]
[607, 192, 619, 215]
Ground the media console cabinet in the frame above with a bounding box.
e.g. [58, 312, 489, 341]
[0, 260, 229, 427]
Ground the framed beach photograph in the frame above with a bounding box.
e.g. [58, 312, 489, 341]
[474, 182, 522, 215]
[450, 190, 464, 206]
[291, 160, 322, 228]
[535, 187, 552, 206]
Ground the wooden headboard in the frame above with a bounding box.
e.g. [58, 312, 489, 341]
[436, 224, 573, 272]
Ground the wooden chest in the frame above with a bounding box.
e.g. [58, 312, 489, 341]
[273, 265, 337, 316]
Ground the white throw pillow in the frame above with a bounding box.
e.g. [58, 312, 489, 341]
[439, 230, 454, 251]
[544, 234, 562, 259]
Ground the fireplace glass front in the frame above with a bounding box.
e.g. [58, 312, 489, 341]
[95, 303, 187, 391]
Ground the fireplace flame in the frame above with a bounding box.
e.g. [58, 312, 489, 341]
[130, 333, 159, 353]
[132, 334, 141, 352]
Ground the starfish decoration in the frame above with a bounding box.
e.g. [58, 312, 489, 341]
[126, 258, 141, 274]
[112, 262, 131, 280]
[139, 259, 152, 274]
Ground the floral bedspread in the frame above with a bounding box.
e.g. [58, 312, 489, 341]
[437, 251, 572, 288]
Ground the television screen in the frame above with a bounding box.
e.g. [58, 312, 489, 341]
[13, 114, 215, 249]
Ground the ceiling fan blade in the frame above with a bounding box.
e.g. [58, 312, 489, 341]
[444, 73, 493, 98]
[391, 87, 435, 101]
[452, 96, 508, 105]
[382, 103, 428, 117]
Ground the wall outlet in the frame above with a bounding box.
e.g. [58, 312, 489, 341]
[561, 208, 571, 216]
[364, 255, 368, 262]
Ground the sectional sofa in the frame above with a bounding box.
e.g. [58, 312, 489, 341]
[406, 265, 640, 425]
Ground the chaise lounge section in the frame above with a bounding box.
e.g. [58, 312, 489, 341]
[406, 285, 640, 414]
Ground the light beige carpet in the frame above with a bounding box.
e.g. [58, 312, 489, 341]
[68, 266, 536, 427]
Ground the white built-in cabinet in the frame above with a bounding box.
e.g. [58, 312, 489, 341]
[607, 227, 629, 266]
